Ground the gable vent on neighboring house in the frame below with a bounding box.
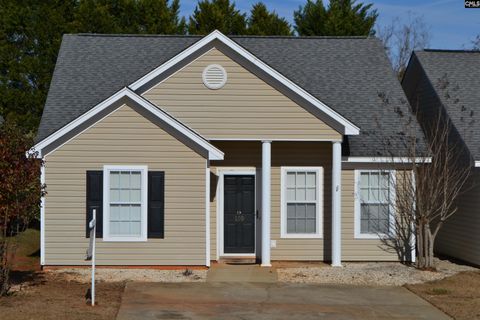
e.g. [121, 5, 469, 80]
[202, 64, 227, 89]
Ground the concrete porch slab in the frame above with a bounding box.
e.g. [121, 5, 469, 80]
[116, 282, 451, 320]
[206, 264, 277, 283]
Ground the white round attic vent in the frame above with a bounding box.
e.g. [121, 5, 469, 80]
[202, 64, 227, 89]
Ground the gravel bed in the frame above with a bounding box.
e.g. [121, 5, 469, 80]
[277, 258, 477, 286]
[48, 268, 207, 283]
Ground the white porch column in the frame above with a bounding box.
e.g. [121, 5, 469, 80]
[261, 141, 272, 267]
[331, 141, 342, 267]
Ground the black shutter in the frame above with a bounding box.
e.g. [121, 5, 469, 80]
[148, 171, 165, 238]
[86, 171, 103, 238]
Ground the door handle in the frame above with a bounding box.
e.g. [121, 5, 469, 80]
[256, 210, 260, 220]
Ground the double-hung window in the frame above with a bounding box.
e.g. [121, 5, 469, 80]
[355, 170, 395, 239]
[103, 165, 148, 241]
[281, 167, 323, 238]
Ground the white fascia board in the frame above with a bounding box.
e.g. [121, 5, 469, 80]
[129, 30, 360, 136]
[31, 87, 224, 161]
[342, 156, 432, 163]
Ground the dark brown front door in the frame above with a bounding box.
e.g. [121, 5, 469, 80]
[224, 175, 255, 254]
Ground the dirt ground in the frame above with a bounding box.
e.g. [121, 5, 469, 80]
[0, 228, 124, 320]
[0, 272, 124, 320]
[407, 271, 480, 320]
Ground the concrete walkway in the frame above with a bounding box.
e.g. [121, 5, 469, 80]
[206, 264, 277, 283]
[116, 282, 450, 320]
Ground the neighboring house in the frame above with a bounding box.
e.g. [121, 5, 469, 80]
[402, 49, 480, 266]
[33, 30, 422, 267]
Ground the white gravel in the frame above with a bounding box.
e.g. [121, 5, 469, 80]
[48, 268, 207, 283]
[277, 258, 477, 286]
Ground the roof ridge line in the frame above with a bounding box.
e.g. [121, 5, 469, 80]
[67, 33, 372, 40]
[421, 49, 480, 53]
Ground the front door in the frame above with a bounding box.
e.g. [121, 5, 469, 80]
[224, 175, 255, 254]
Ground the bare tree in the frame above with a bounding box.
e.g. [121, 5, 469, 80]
[472, 35, 480, 51]
[377, 13, 430, 79]
[372, 82, 473, 269]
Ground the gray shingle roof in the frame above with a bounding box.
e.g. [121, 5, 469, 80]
[413, 50, 480, 160]
[38, 34, 421, 156]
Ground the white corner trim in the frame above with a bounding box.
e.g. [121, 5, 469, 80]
[280, 167, 324, 239]
[353, 169, 396, 240]
[31, 88, 224, 161]
[102, 165, 148, 242]
[205, 160, 211, 267]
[475, 161, 480, 167]
[129, 30, 359, 136]
[343, 157, 432, 163]
[40, 163, 45, 266]
[410, 171, 416, 263]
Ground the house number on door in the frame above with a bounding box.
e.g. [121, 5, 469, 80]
[234, 215, 245, 222]
[234, 210, 244, 222]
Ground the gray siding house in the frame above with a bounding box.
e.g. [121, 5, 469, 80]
[34, 31, 423, 267]
[402, 49, 480, 266]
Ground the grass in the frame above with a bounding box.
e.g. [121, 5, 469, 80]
[407, 271, 480, 320]
[10, 228, 41, 271]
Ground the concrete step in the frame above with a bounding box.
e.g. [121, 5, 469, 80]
[219, 256, 257, 265]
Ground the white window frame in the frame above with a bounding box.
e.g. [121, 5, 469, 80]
[280, 167, 323, 239]
[354, 170, 396, 239]
[103, 165, 148, 242]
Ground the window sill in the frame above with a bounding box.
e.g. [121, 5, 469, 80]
[354, 233, 391, 240]
[281, 233, 323, 239]
[102, 236, 147, 242]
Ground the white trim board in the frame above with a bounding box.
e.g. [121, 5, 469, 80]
[343, 157, 432, 163]
[216, 168, 257, 258]
[208, 138, 343, 142]
[205, 160, 211, 267]
[129, 30, 359, 136]
[31, 88, 224, 161]
[40, 164, 45, 266]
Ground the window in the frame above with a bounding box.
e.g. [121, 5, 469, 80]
[355, 170, 395, 239]
[281, 167, 323, 238]
[103, 165, 148, 241]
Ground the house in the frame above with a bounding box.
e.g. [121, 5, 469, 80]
[402, 49, 480, 266]
[33, 30, 422, 267]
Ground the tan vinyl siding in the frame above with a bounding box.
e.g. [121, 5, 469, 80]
[44, 104, 206, 265]
[271, 143, 331, 260]
[143, 48, 341, 141]
[209, 141, 397, 261]
[436, 169, 480, 266]
[341, 170, 398, 261]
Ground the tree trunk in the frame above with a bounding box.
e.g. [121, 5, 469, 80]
[416, 221, 436, 270]
[416, 222, 424, 268]
[0, 240, 10, 296]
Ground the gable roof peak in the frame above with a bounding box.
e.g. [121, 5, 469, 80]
[128, 29, 360, 135]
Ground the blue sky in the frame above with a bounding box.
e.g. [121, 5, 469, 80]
[179, 0, 480, 49]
